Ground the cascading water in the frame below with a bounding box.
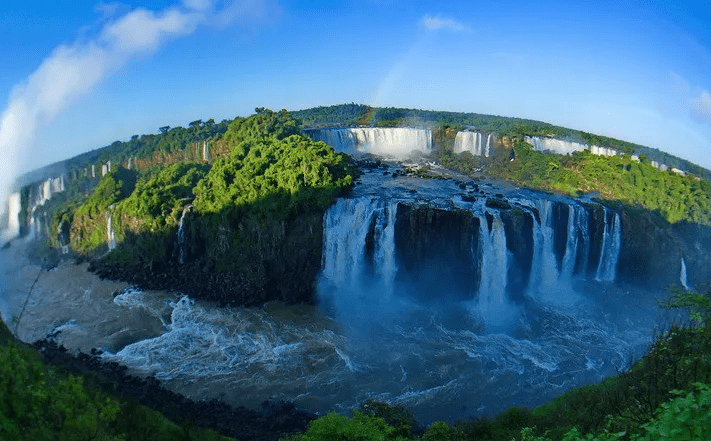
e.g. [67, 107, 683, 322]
[680, 258, 689, 290]
[453, 131, 491, 157]
[202, 141, 209, 162]
[1, 192, 21, 243]
[524, 136, 619, 157]
[476, 213, 513, 329]
[177, 205, 192, 264]
[307, 127, 432, 158]
[596, 208, 621, 282]
[320, 197, 399, 306]
[107, 212, 116, 251]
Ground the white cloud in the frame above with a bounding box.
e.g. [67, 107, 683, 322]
[420, 15, 470, 32]
[0, 0, 274, 240]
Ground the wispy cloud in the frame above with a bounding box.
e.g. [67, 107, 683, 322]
[420, 15, 471, 32]
[0, 0, 274, 239]
[664, 71, 711, 127]
[691, 90, 711, 125]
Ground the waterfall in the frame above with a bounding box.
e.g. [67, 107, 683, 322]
[560, 205, 588, 281]
[680, 258, 689, 290]
[320, 197, 399, 302]
[2, 192, 21, 242]
[107, 212, 116, 251]
[454, 132, 479, 155]
[373, 200, 398, 298]
[595, 209, 621, 282]
[127, 157, 132, 170]
[92, 165, 96, 178]
[477, 213, 511, 328]
[203, 141, 210, 162]
[532, 200, 560, 291]
[177, 205, 192, 264]
[525, 136, 619, 158]
[307, 128, 432, 158]
[454, 131, 490, 156]
[525, 200, 598, 300]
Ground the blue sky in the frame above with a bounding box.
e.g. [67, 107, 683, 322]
[0, 0, 710, 190]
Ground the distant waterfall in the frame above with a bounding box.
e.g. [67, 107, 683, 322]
[202, 142, 210, 162]
[1, 192, 21, 242]
[107, 212, 116, 251]
[454, 132, 490, 157]
[595, 208, 621, 282]
[177, 205, 192, 264]
[680, 258, 689, 290]
[21, 176, 66, 240]
[525, 136, 618, 158]
[307, 128, 432, 158]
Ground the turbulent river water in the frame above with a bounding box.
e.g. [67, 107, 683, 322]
[0, 164, 672, 423]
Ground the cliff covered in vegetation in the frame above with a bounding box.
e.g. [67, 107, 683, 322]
[67, 109, 354, 305]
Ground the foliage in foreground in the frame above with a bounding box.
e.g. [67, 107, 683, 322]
[0, 321, 234, 441]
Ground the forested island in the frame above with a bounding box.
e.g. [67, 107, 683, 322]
[2, 104, 711, 440]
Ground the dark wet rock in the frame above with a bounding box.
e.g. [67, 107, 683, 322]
[485, 198, 511, 210]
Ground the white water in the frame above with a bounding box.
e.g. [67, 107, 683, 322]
[476, 213, 514, 329]
[680, 258, 689, 290]
[525, 136, 618, 158]
[0, 192, 21, 244]
[203, 141, 210, 162]
[307, 127, 432, 159]
[596, 209, 621, 282]
[107, 212, 116, 251]
[177, 205, 192, 264]
[453, 132, 492, 158]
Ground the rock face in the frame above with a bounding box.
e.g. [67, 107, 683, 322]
[617, 205, 711, 288]
[90, 211, 324, 306]
[394, 204, 479, 300]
